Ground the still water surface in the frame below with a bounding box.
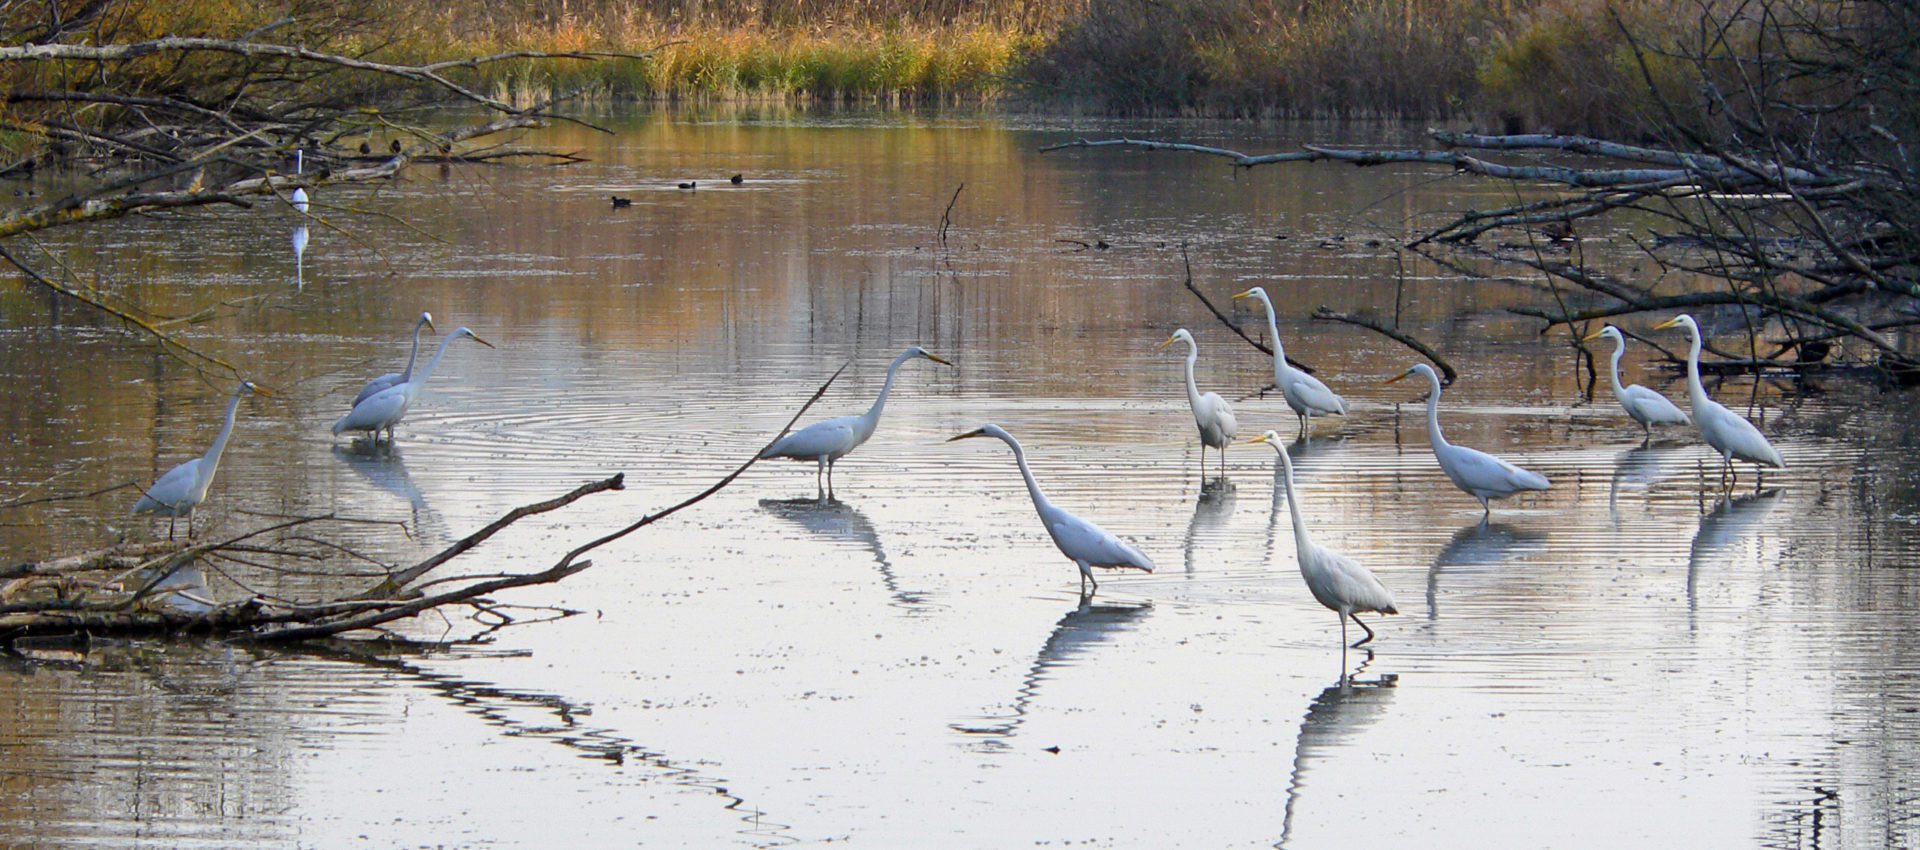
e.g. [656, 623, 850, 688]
[2, 108, 1918, 848]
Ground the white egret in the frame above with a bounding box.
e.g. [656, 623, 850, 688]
[332, 326, 493, 444]
[759, 346, 952, 497]
[1386, 363, 1550, 515]
[1156, 328, 1238, 477]
[1582, 324, 1689, 437]
[1654, 314, 1785, 485]
[1232, 286, 1348, 436]
[948, 424, 1154, 595]
[291, 149, 309, 213]
[133, 380, 266, 539]
[351, 312, 436, 407]
[1250, 431, 1397, 647]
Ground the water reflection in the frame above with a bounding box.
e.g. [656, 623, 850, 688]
[332, 443, 439, 537]
[1277, 654, 1399, 850]
[1609, 442, 1689, 516]
[951, 597, 1152, 745]
[291, 225, 308, 289]
[1688, 488, 1785, 615]
[1427, 521, 1550, 620]
[1184, 478, 1237, 576]
[758, 497, 928, 609]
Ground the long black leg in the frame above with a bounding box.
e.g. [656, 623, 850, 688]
[1349, 613, 1376, 647]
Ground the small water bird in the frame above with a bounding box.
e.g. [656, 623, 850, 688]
[351, 312, 435, 408]
[1654, 313, 1785, 486]
[1583, 324, 1690, 437]
[729, 174, 744, 185]
[759, 346, 953, 498]
[1232, 286, 1348, 436]
[1386, 363, 1550, 515]
[333, 327, 494, 445]
[948, 424, 1154, 595]
[1250, 431, 1396, 647]
[1157, 329, 1237, 477]
[678, 181, 697, 190]
[133, 380, 268, 539]
[609, 195, 632, 208]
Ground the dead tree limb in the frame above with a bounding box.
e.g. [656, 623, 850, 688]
[1310, 307, 1457, 384]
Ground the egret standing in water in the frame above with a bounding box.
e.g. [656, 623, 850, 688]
[333, 326, 493, 445]
[1654, 313, 1785, 487]
[290, 149, 310, 213]
[1583, 324, 1689, 437]
[1157, 329, 1238, 478]
[1387, 363, 1550, 516]
[133, 380, 267, 539]
[351, 312, 436, 407]
[1232, 287, 1348, 436]
[759, 346, 953, 498]
[1250, 431, 1396, 648]
[948, 425, 1154, 595]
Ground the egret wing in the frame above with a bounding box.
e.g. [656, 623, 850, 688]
[1318, 546, 1397, 614]
[1622, 384, 1689, 425]
[334, 386, 409, 434]
[1198, 392, 1238, 446]
[1284, 372, 1348, 416]
[352, 372, 405, 407]
[134, 458, 202, 514]
[1045, 508, 1154, 571]
[760, 415, 860, 460]
[1444, 444, 1550, 494]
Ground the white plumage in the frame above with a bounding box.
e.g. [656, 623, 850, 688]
[1388, 363, 1550, 515]
[949, 424, 1154, 595]
[1157, 328, 1238, 477]
[333, 326, 492, 444]
[352, 312, 436, 408]
[1251, 430, 1396, 647]
[1233, 286, 1348, 436]
[133, 380, 263, 539]
[1655, 314, 1786, 484]
[1584, 324, 1689, 435]
[759, 346, 952, 497]
[291, 148, 310, 213]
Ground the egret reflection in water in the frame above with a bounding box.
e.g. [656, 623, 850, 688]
[758, 497, 928, 609]
[331, 443, 439, 536]
[1688, 488, 1785, 615]
[1184, 478, 1237, 576]
[951, 597, 1152, 745]
[1277, 654, 1399, 850]
[291, 225, 308, 289]
[1426, 521, 1549, 620]
[1608, 442, 1690, 516]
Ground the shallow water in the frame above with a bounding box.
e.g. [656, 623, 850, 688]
[3, 107, 1919, 848]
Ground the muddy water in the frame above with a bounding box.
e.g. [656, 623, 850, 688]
[2, 108, 1918, 848]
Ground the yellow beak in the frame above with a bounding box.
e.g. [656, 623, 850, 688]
[1581, 329, 1608, 342]
[1653, 317, 1681, 330]
[471, 334, 497, 349]
[424, 317, 438, 332]
[1230, 289, 1256, 300]
[253, 385, 275, 397]
[1246, 434, 1271, 445]
[946, 429, 985, 443]
[1155, 336, 1178, 352]
[924, 352, 954, 366]
[1383, 372, 1410, 385]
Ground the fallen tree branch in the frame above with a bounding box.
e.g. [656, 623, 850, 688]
[1310, 307, 1457, 384]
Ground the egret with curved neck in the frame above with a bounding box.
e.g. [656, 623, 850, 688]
[133, 380, 267, 539]
[949, 424, 1154, 595]
[351, 312, 436, 408]
[333, 326, 493, 445]
[1156, 328, 1238, 478]
[760, 346, 953, 499]
[1386, 363, 1550, 516]
[1232, 287, 1348, 436]
[1581, 324, 1689, 438]
[1250, 431, 1396, 648]
[1653, 314, 1785, 487]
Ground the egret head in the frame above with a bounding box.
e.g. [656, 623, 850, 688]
[1247, 429, 1286, 448]
[1653, 314, 1699, 336]
[908, 346, 954, 367]
[453, 327, 496, 348]
[1230, 286, 1271, 306]
[1384, 362, 1439, 392]
[1581, 324, 1623, 344]
[946, 424, 1011, 443]
[238, 380, 271, 397]
[419, 311, 436, 332]
[1156, 328, 1196, 352]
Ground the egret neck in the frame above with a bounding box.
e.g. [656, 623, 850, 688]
[401, 317, 429, 383]
[200, 384, 248, 484]
[1605, 334, 1629, 401]
[999, 432, 1056, 521]
[1680, 321, 1708, 413]
[1419, 368, 1450, 450]
[859, 349, 920, 442]
[1274, 444, 1313, 560]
